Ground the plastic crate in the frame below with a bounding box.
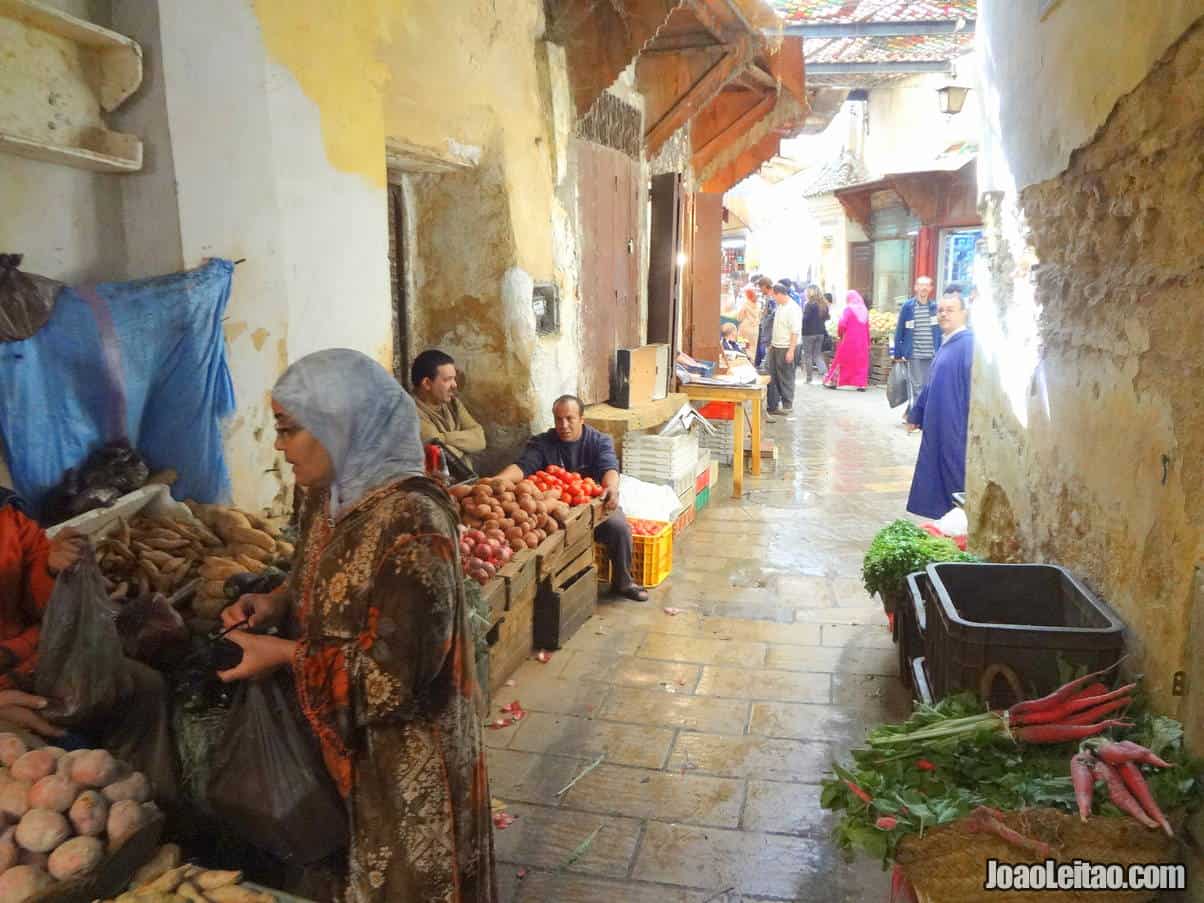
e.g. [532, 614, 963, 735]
[694, 469, 709, 493]
[924, 562, 1126, 709]
[694, 486, 711, 512]
[694, 448, 711, 477]
[672, 504, 695, 537]
[594, 520, 673, 588]
[695, 401, 736, 420]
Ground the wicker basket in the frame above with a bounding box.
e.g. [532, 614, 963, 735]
[896, 808, 1183, 903]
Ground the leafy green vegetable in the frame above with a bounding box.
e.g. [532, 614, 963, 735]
[861, 520, 977, 599]
[822, 695, 1204, 865]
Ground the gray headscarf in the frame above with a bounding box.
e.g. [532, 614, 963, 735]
[272, 349, 425, 518]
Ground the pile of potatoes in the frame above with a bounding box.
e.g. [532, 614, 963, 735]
[95, 505, 294, 621]
[449, 477, 572, 552]
[0, 735, 159, 902]
[101, 842, 275, 902]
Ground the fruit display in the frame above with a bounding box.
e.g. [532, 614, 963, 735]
[869, 309, 897, 340]
[458, 527, 512, 585]
[94, 504, 294, 621]
[628, 518, 667, 537]
[0, 738, 160, 901]
[103, 842, 276, 902]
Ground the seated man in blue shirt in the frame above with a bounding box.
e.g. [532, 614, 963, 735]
[496, 395, 648, 602]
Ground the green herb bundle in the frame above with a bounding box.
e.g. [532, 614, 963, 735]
[861, 520, 977, 599]
[821, 695, 1204, 865]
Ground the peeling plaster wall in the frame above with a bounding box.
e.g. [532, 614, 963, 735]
[0, 0, 127, 283]
[971, 5, 1204, 799]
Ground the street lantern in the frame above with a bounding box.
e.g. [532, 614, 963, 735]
[938, 85, 970, 115]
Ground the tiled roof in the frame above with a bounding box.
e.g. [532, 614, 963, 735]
[770, 0, 975, 24]
[801, 151, 873, 196]
[806, 31, 974, 64]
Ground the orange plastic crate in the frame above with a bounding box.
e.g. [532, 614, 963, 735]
[594, 519, 673, 587]
[697, 402, 736, 420]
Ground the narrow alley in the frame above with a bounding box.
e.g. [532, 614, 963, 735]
[488, 383, 915, 902]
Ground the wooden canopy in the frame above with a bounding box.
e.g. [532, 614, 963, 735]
[833, 158, 980, 233]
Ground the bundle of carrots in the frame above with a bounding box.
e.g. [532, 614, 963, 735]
[1071, 742, 1174, 835]
[869, 658, 1134, 750]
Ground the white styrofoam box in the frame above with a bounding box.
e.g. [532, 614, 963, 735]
[623, 466, 694, 497]
[624, 433, 698, 456]
[45, 484, 199, 539]
[694, 448, 712, 477]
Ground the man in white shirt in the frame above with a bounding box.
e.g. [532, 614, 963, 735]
[766, 283, 802, 414]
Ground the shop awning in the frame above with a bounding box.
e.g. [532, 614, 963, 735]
[833, 154, 979, 232]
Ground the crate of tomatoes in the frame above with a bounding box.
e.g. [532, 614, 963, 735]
[529, 466, 606, 507]
[595, 518, 673, 588]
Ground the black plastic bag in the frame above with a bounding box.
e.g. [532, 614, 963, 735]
[208, 672, 348, 865]
[886, 359, 909, 409]
[115, 593, 190, 670]
[0, 253, 60, 342]
[34, 547, 132, 728]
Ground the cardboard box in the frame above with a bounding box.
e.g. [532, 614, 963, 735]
[612, 343, 670, 408]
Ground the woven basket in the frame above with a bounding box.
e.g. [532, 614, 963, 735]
[896, 808, 1182, 903]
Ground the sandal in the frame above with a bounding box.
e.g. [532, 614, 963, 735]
[616, 585, 649, 602]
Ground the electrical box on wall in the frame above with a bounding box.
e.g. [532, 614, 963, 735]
[533, 282, 559, 335]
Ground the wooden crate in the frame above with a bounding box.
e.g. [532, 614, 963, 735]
[547, 531, 593, 581]
[534, 529, 566, 579]
[498, 547, 537, 612]
[488, 587, 534, 693]
[534, 564, 598, 650]
[481, 576, 506, 626]
[562, 503, 594, 548]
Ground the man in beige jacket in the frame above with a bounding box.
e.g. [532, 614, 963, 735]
[411, 349, 486, 466]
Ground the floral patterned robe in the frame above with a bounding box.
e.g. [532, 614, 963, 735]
[290, 477, 496, 902]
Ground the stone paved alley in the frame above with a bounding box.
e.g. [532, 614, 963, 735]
[487, 381, 919, 902]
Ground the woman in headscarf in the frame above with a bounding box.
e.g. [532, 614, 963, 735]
[218, 349, 496, 903]
[735, 286, 762, 351]
[824, 290, 871, 390]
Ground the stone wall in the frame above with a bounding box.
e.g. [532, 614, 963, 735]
[968, 17, 1204, 741]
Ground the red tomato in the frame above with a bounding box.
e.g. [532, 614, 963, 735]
[572, 494, 588, 506]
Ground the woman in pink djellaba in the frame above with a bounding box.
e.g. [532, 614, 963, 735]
[824, 290, 871, 390]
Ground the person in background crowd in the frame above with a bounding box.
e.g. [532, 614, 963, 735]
[220, 349, 496, 902]
[754, 276, 775, 368]
[800, 284, 830, 384]
[736, 286, 762, 352]
[766, 283, 802, 415]
[721, 322, 745, 354]
[496, 396, 648, 602]
[906, 286, 974, 518]
[411, 349, 486, 467]
[893, 276, 941, 421]
[824, 290, 871, 391]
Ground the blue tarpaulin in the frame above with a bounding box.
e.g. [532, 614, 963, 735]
[0, 259, 236, 520]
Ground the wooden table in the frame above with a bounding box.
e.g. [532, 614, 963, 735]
[679, 376, 769, 498]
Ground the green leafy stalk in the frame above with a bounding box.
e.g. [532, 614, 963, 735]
[861, 520, 977, 598]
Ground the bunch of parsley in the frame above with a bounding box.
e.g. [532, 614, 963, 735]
[861, 520, 977, 600]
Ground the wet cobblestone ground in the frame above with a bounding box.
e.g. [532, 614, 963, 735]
[489, 380, 920, 902]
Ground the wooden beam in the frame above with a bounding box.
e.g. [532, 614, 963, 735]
[644, 38, 751, 154]
[767, 35, 806, 105]
[642, 32, 724, 53]
[691, 90, 776, 172]
[701, 131, 780, 193]
[834, 187, 877, 234]
[683, 0, 730, 41]
[741, 64, 775, 89]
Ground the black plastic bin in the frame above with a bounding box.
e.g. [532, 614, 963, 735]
[897, 571, 930, 691]
[924, 562, 1125, 709]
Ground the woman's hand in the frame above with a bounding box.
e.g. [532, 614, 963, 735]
[220, 591, 286, 629]
[0, 690, 65, 738]
[216, 632, 299, 683]
[47, 529, 87, 575]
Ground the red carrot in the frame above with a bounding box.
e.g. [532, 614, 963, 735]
[1007, 658, 1126, 719]
[965, 806, 1054, 858]
[1096, 741, 1172, 769]
[1093, 760, 1159, 828]
[1011, 684, 1135, 726]
[845, 780, 873, 804]
[1013, 720, 1132, 744]
[1070, 753, 1097, 823]
[1117, 762, 1173, 837]
[1061, 697, 1132, 726]
[1070, 682, 1109, 702]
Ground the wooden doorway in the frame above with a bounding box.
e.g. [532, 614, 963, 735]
[647, 172, 682, 352]
[687, 191, 723, 364]
[387, 182, 410, 384]
[575, 139, 642, 404]
[848, 240, 873, 304]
